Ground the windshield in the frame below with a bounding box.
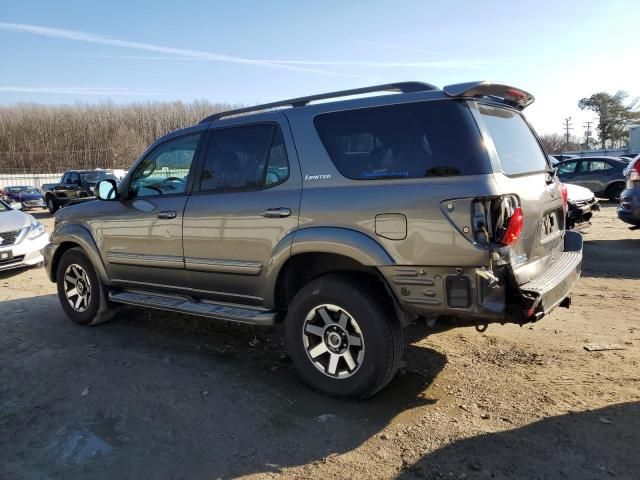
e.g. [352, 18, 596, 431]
[7, 186, 40, 194]
[80, 171, 116, 184]
[0, 200, 9, 212]
[476, 104, 549, 175]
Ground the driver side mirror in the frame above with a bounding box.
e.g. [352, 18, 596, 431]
[96, 179, 118, 201]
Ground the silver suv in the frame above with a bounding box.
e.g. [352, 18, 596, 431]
[44, 81, 583, 398]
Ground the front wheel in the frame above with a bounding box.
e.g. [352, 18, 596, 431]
[606, 182, 625, 202]
[46, 195, 59, 214]
[56, 247, 116, 326]
[285, 274, 403, 399]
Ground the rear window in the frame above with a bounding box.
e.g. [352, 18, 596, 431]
[477, 104, 549, 175]
[314, 100, 491, 180]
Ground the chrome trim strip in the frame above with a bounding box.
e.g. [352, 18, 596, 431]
[185, 257, 263, 275]
[105, 251, 184, 268]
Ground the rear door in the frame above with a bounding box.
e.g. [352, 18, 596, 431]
[471, 102, 565, 284]
[183, 116, 301, 306]
[578, 159, 617, 193]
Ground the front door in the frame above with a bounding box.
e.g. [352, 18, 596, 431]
[98, 131, 204, 291]
[183, 117, 301, 306]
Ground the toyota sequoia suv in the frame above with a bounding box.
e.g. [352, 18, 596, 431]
[44, 81, 583, 398]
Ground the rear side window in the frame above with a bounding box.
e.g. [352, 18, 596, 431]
[314, 100, 491, 180]
[586, 160, 613, 172]
[477, 104, 548, 175]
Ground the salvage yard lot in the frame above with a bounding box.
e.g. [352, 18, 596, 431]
[1, 205, 639, 479]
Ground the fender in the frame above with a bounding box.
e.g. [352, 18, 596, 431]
[261, 227, 394, 307]
[49, 223, 110, 285]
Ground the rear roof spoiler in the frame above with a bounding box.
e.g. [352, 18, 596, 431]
[443, 81, 535, 110]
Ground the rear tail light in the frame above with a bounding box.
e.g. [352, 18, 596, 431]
[559, 183, 568, 212]
[630, 161, 640, 182]
[499, 207, 524, 247]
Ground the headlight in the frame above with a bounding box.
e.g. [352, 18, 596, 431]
[27, 221, 46, 240]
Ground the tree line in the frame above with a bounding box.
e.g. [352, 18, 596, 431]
[0, 100, 233, 173]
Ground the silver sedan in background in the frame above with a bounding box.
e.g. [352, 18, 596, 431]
[0, 200, 49, 272]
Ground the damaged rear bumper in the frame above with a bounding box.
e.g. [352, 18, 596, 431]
[379, 231, 583, 328]
[515, 230, 583, 320]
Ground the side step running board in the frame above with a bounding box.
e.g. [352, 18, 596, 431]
[108, 290, 276, 326]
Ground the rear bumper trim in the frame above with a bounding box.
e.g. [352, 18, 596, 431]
[518, 230, 583, 316]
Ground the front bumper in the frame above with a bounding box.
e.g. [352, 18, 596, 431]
[20, 198, 46, 209]
[567, 199, 599, 229]
[0, 232, 49, 272]
[617, 189, 640, 226]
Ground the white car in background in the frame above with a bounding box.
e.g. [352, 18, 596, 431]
[565, 183, 600, 230]
[0, 200, 49, 272]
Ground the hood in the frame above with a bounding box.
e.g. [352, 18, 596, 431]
[0, 208, 32, 233]
[565, 183, 595, 202]
[12, 192, 43, 201]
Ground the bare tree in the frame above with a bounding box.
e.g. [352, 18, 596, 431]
[0, 100, 234, 173]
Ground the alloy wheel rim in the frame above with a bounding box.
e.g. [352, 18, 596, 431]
[64, 264, 91, 312]
[302, 304, 365, 378]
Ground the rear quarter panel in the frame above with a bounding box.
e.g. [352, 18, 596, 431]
[285, 104, 497, 267]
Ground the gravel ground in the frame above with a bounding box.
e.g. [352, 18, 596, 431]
[1, 204, 639, 479]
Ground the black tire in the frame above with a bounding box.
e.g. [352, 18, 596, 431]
[46, 195, 59, 214]
[606, 182, 625, 202]
[285, 273, 403, 399]
[56, 247, 116, 326]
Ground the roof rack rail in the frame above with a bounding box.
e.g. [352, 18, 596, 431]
[200, 81, 438, 123]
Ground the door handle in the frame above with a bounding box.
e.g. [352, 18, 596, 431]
[157, 210, 177, 219]
[261, 207, 291, 218]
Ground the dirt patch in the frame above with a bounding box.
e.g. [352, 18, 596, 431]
[1, 204, 639, 479]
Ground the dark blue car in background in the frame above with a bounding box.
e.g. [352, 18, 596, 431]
[1, 186, 46, 210]
[618, 155, 640, 226]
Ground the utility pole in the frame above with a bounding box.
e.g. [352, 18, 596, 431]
[563, 117, 573, 145]
[583, 121, 593, 151]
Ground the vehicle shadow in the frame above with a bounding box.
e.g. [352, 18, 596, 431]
[0, 264, 43, 280]
[582, 239, 640, 280]
[397, 402, 640, 479]
[0, 295, 447, 480]
[29, 210, 53, 220]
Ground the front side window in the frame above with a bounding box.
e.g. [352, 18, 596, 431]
[198, 124, 289, 192]
[477, 104, 549, 175]
[81, 171, 116, 184]
[557, 161, 578, 174]
[314, 100, 491, 180]
[130, 134, 201, 198]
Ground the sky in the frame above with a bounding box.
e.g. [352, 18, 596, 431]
[1, 0, 639, 136]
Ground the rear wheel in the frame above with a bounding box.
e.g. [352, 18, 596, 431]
[606, 182, 625, 202]
[285, 274, 403, 399]
[46, 195, 59, 214]
[56, 247, 116, 326]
